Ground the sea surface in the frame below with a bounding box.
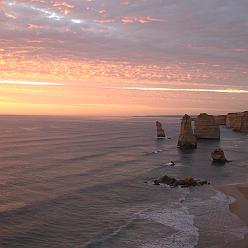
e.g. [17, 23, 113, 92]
[0, 115, 248, 248]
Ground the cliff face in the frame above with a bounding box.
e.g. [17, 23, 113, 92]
[232, 111, 248, 132]
[194, 113, 220, 140]
[156, 121, 166, 138]
[226, 113, 241, 128]
[177, 114, 197, 149]
[226, 111, 248, 132]
[214, 115, 226, 125]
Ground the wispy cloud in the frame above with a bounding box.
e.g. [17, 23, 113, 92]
[73, 103, 114, 107]
[111, 86, 248, 94]
[0, 80, 64, 86]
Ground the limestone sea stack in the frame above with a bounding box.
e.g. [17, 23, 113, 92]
[156, 121, 166, 138]
[211, 148, 228, 163]
[194, 113, 220, 140]
[177, 114, 197, 149]
[232, 111, 248, 132]
[214, 115, 227, 125]
[226, 112, 240, 128]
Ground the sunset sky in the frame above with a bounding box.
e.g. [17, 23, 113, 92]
[0, 0, 248, 116]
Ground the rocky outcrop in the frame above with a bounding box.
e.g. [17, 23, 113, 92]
[226, 112, 241, 128]
[194, 113, 220, 140]
[214, 115, 226, 125]
[156, 121, 166, 138]
[177, 114, 197, 148]
[154, 175, 209, 187]
[232, 111, 248, 132]
[211, 148, 228, 163]
[226, 111, 248, 132]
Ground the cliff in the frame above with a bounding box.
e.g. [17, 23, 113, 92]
[226, 111, 248, 132]
[226, 113, 241, 128]
[232, 111, 248, 132]
[194, 113, 220, 140]
[214, 115, 226, 125]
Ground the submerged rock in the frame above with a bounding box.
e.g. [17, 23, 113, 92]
[177, 114, 197, 149]
[194, 113, 220, 140]
[156, 121, 166, 138]
[154, 175, 209, 187]
[168, 161, 176, 166]
[211, 148, 228, 163]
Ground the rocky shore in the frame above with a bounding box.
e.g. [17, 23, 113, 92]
[154, 175, 209, 187]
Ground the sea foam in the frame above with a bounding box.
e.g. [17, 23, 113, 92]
[138, 206, 199, 248]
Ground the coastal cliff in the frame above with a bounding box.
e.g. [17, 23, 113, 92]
[226, 113, 241, 128]
[226, 111, 248, 132]
[214, 115, 226, 125]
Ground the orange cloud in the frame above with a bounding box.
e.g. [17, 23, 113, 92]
[121, 16, 165, 24]
[94, 18, 115, 24]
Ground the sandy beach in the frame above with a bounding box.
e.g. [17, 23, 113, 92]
[216, 183, 248, 247]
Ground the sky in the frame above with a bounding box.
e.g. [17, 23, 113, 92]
[0, 0, 248, 116]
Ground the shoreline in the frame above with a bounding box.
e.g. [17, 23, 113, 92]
[215, 182, 248, 247]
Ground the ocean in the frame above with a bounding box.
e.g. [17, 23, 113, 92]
[0, 115, 248, 248]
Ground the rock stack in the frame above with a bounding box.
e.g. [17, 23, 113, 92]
[156, 121, 166, 138]
[232, 111, 248, 132]
[194, 113, 220, 140]
[226, 112, 241, 128]
[177, 114, 197, 148]
[211, 148, 228, 163]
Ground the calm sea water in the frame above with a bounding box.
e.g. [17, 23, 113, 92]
[0, 115, 248, 248]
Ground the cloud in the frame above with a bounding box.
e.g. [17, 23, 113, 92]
[111, 86, 248, 94]
[0, 80, 64, 86]
[0, 0, 248, 115]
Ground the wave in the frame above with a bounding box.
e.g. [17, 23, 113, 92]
[83, 217, 138, 248]
[138, 206, 198, 248]
[145, 150, 163, 156]
[185, 187, 248, 245]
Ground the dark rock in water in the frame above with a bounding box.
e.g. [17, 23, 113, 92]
[194, 113, 220, 140]
[156, 121, 166, 138]
[169, 161, 175, 166]
[177, 114, 197, 149]
[154, 180, 160, 185]
[211, 148, 228, 163]
[154, 175, 209, 187]
[158, 175, 177, 185]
